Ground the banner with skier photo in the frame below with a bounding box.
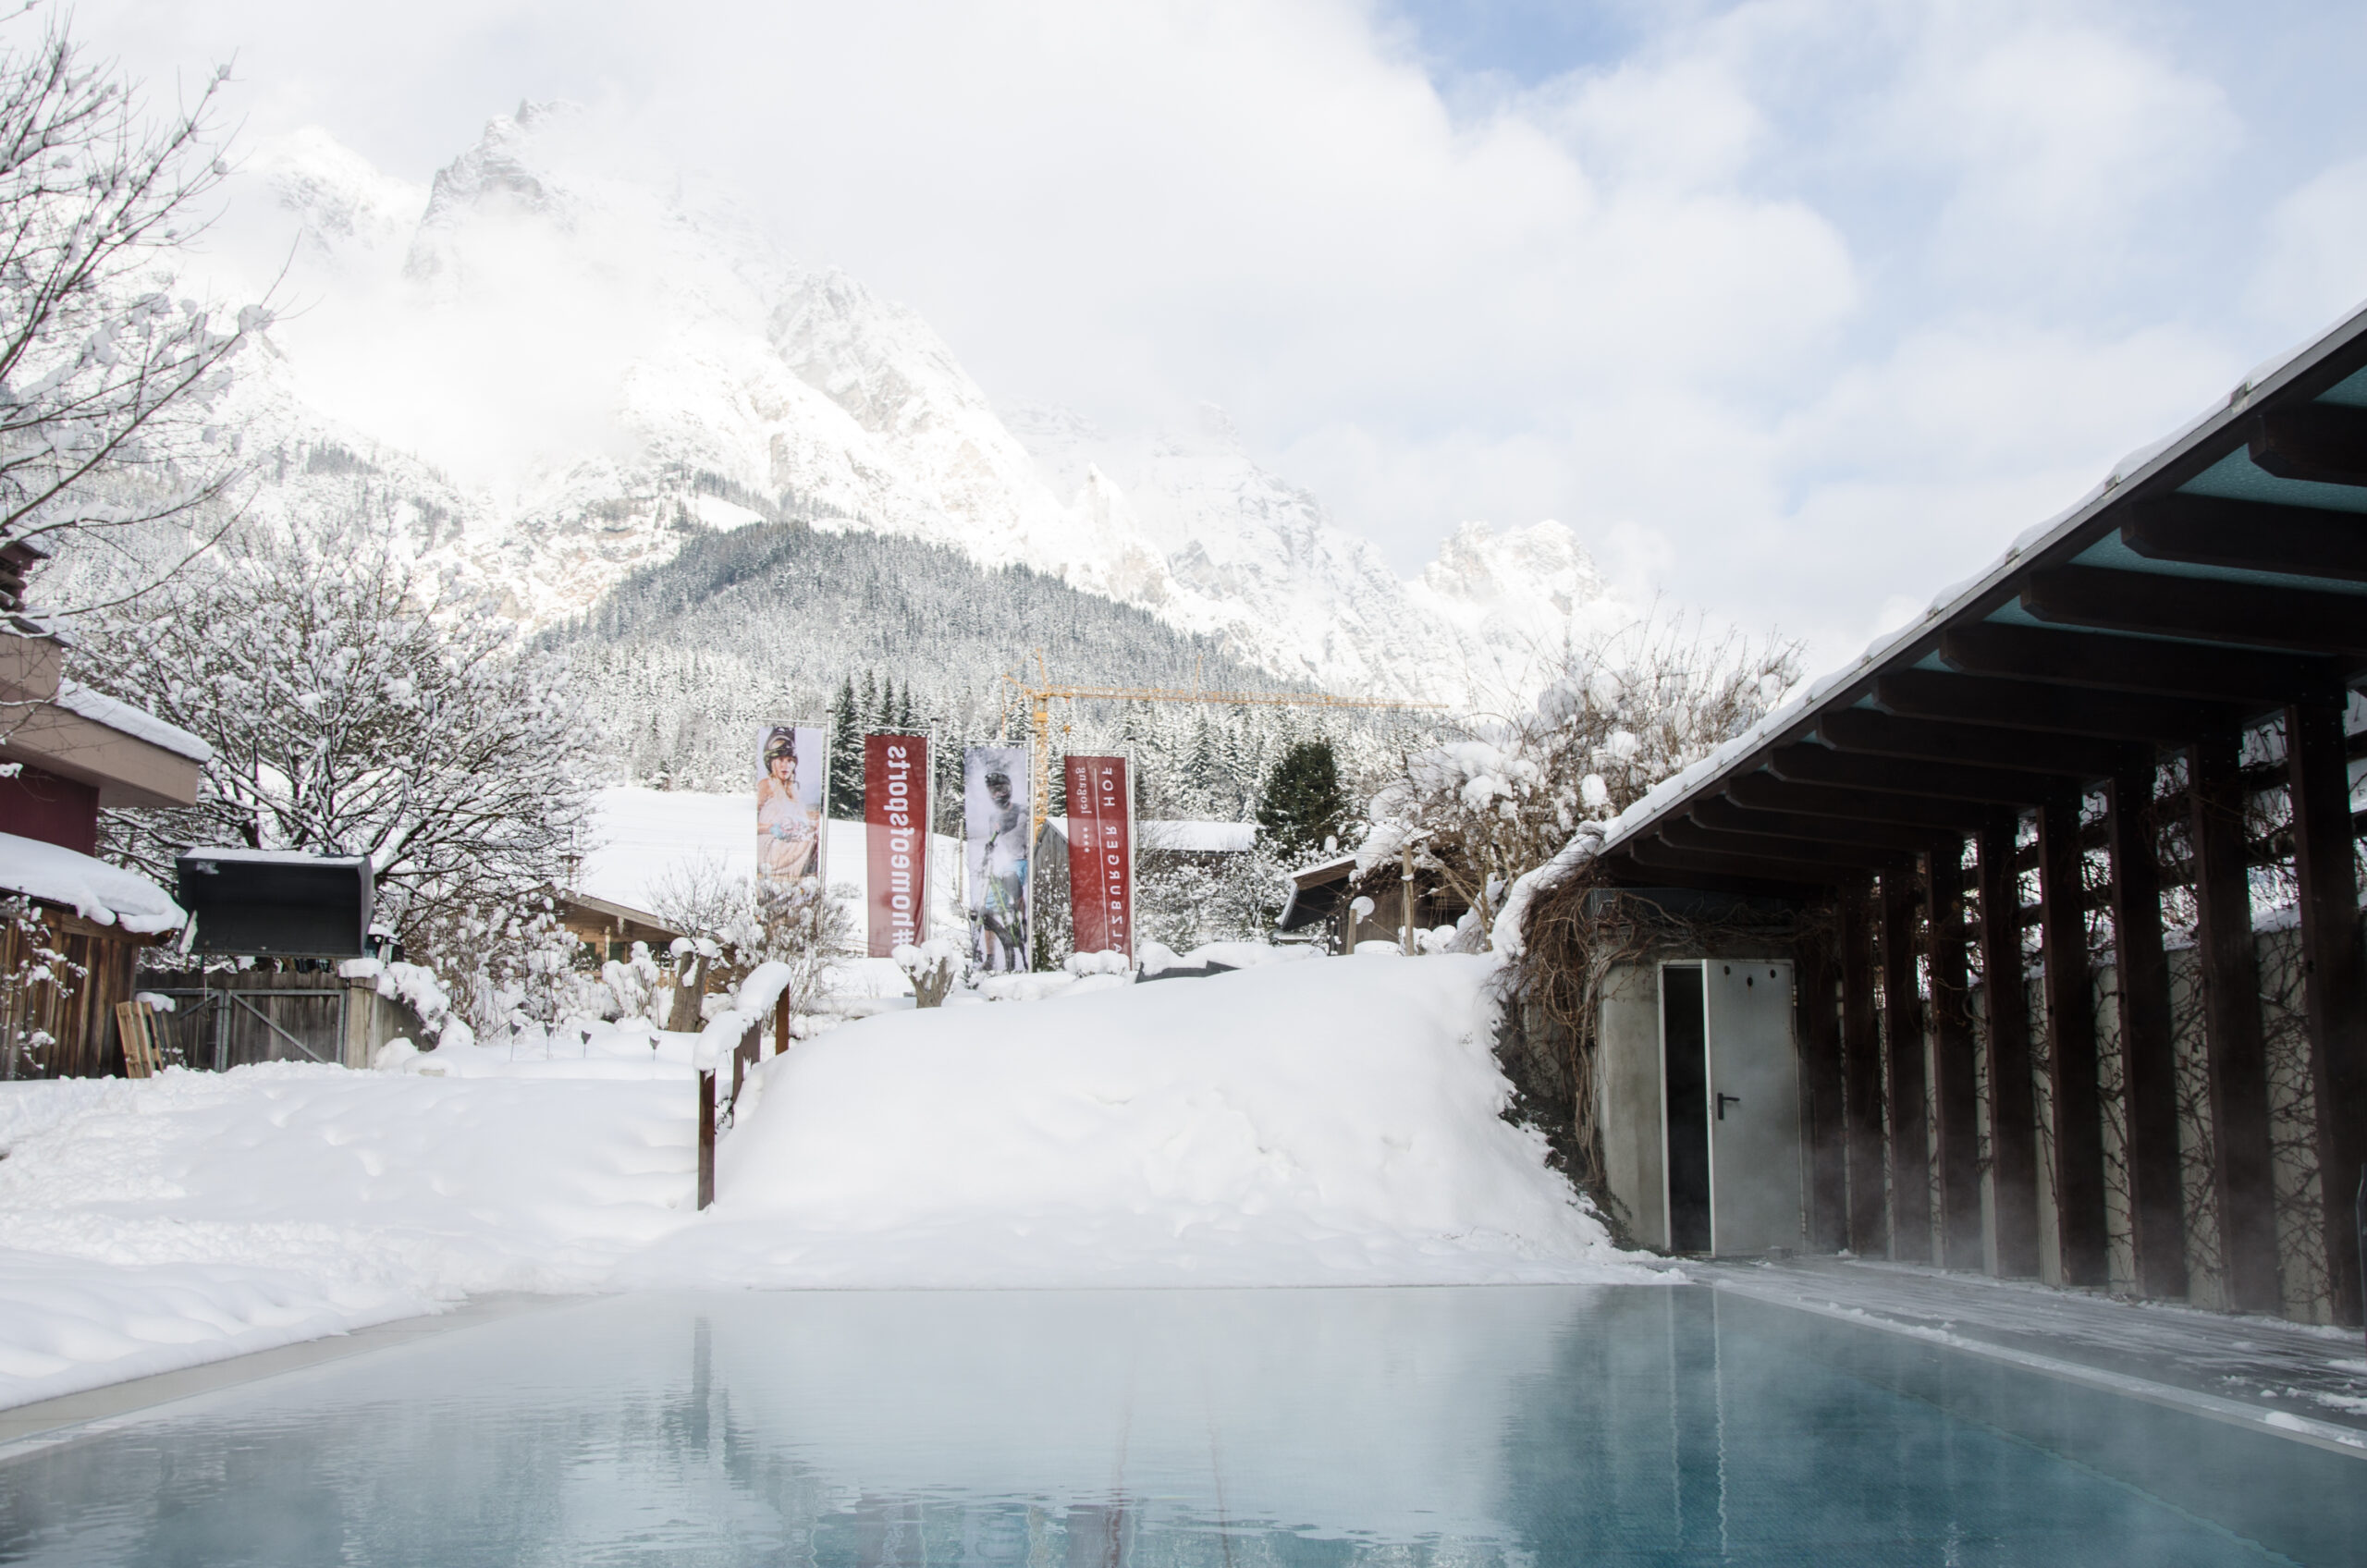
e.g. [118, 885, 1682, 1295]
[756, 723, 828, 885]
[864, 732, 931, 957]
[1063, 754, 1134, 958]
[963, 743, 1032, 974]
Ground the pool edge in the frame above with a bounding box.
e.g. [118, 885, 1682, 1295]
[0, 1292, 574, 1463]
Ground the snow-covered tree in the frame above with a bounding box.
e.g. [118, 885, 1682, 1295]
[648, 854, 855, 1025]
[1364, 616, 1804, 942]
[0, 14, 263, 620]
[89, 521, 594, 933]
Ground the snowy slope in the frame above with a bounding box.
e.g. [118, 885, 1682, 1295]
[191, 107, 1628, 705]
[0, 954, 1647, 1407]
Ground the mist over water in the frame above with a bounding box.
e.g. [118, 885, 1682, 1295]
[1, 1286, 2354, 1564]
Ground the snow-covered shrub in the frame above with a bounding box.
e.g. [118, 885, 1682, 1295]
[1361, 614, 1802, 947]
[405, 894, 604, 1047]
[649, 856, 856, 1027]
[600, 940, 663, 1023]
[893, 937, 964, 1009]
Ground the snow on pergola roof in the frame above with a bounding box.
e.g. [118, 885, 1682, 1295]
[1588, 295, 2367, 890]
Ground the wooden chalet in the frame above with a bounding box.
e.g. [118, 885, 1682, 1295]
[2, 541, 209, 1077]
[1518, 301, 2367, 1328]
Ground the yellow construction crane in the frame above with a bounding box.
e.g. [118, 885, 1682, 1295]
[999, 653, 1447, 833]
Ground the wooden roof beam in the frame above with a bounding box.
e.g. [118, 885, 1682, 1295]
[1819, 705, 2141, 780]
[1625, 837, 1850, 887]
[1769, 743, 2077, 805]
[1659, 816, 1911, 871]
[1939, 622, 2345, 705]
[1875, 668, 2246, 743]
[2250, 403, 2367, 489]
[1725, 772, 2007, 832]
[2124, 493, 2367, 584]
[1692, 797, 1954, 854]
[2024, 565, 2367, 658]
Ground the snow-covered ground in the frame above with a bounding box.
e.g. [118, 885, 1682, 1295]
[0, 951, 1648, 1410]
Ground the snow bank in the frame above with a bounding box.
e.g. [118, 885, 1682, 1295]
[0, 952, 1656, 1408]
[0, 1065, 697, 1408]
[629, 952, 1651, 1289]
[0, 830, 185, 933]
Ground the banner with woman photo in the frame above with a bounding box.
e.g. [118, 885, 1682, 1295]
[963, 743, 1032, 974]
[756, 723, 828, 885]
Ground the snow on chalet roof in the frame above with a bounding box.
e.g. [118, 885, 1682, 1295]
[1597, 294, 2367, 860]
[0, 831, 185, 932]
[51, 680, 211, 763]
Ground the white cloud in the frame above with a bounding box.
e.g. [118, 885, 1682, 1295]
[66, 0, 2367, 672]
[2248, 156, 2367, 343]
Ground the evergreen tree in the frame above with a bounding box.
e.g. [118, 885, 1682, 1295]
[1255, 741, 1347, 864]
[828, 676, 865, 819]
[897, 684, 918, 731]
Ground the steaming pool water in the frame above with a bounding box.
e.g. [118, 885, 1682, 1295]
[0, 1286, 2356, 1566]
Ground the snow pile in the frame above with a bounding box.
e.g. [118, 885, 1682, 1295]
[0, 831, 185, 933]
[0, 1065, 697, 1408]
[0, 950, 1654, 1409]
[628, 952, 1650, 1289]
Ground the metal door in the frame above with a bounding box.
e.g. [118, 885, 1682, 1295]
[1701, 960, 1802, 1256]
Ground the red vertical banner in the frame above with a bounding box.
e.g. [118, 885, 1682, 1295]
[1064, 754, 1134, 957]
[865, 733, 931, 957]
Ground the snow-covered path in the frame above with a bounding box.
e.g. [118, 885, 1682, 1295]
[0, 953, 1650, 1410]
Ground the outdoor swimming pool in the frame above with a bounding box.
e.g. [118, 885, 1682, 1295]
[0, 1286, 2356, 1565]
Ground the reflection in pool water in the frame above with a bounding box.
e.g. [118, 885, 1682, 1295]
[0, 1286, 2355, 1565]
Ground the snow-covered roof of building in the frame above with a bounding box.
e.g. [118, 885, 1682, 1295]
[177, 847, 370, 868]
[0, 831, 186, 933]
[51, 680, 211, 763]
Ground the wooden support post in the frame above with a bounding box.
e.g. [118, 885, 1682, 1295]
[697, 1069, 717, 1211]
[1980, 820, 2042, 1277]
[1927, 842, 1983, 1269]
[1840, 876, 1889, 1256]
[1797, 918, 1848, 1253]
[2040, 792, 2109, 1288]
[2189, 732, 2283, 1314]
[2107, 760, 2187, 1299]
[774, 989, 791, 1057]
[2286, 698, 2366, 1327]
[1883, 868, 1932, 1261]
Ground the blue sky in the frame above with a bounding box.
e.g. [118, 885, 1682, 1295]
[74, 0, 2367, 662]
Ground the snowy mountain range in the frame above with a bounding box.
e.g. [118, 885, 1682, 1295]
[203, 104, 1630, 706]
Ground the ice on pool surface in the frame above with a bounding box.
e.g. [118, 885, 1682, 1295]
[2, 1286, 2356, 1566]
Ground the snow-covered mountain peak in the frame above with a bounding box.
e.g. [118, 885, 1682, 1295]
[195, 114, 1633, 706]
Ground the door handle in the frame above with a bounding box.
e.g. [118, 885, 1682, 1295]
[1715, 1093, 1741, 1121]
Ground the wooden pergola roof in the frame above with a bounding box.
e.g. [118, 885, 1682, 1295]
[1564, 300, 2367, 1328]
[1592, 302, 2367, 892]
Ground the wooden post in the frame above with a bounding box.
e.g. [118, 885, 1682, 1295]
[2286, 698, 2366, 1327]
[697, 1069, 716, 1211]
[1927, 843, 1983, 1269]
[1840, 876, 1889, 1256]
[1400, 842, 1416, 956]
[2040, 792, 2108, 1288]
[774, 989, 791, 1058]
[1980, 820, 2041, 1277]
[2107, 760, 2187, 1299]
[1883, 867, 1932, 1262]
[2189, 733, 2282, 1313]
[1797, 917, 1848, 1253]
